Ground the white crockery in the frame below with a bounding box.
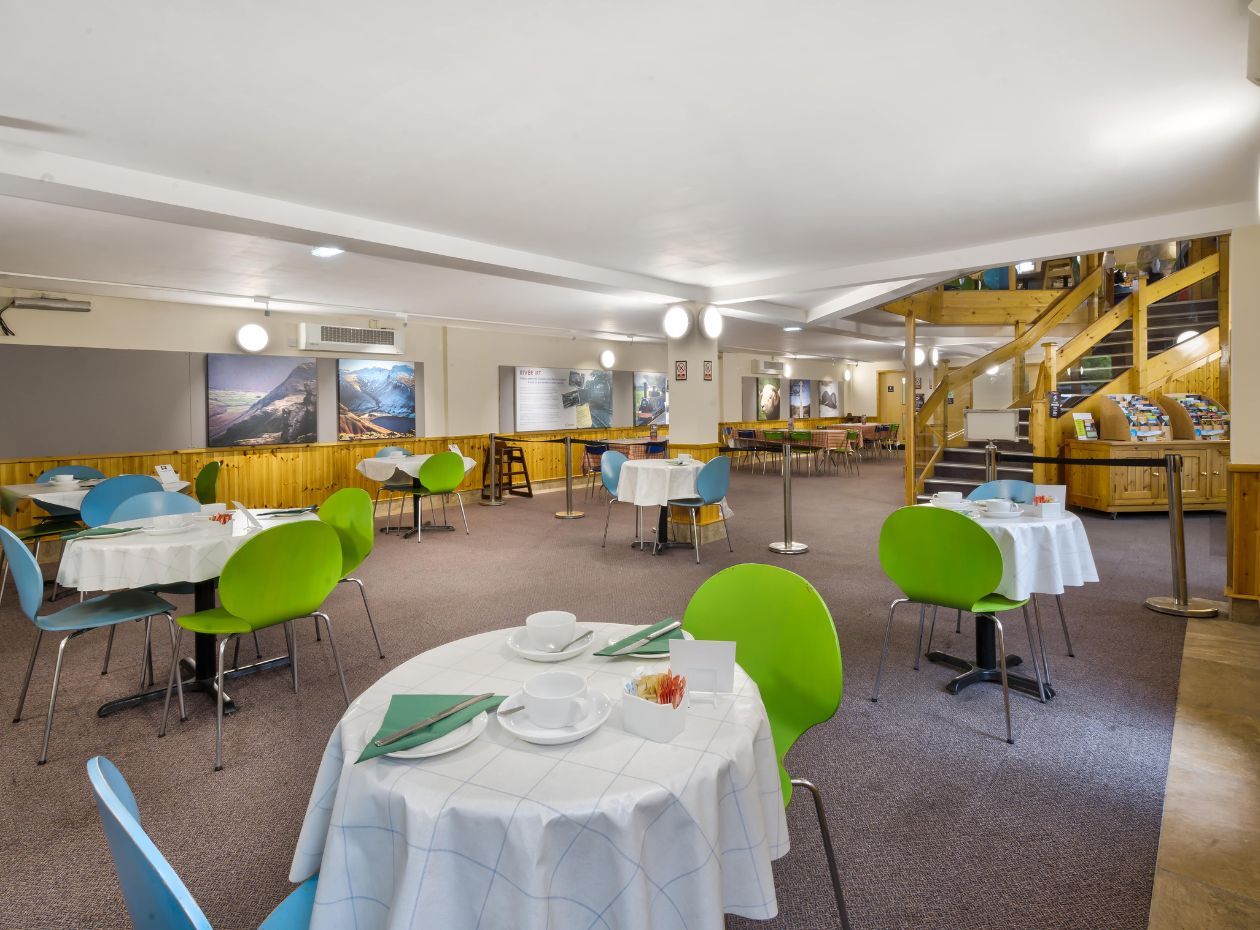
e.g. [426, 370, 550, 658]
[525, 610, 577, 652]
[522, 670, 589, 729]
[497, 689, 611, 745]
[931, 491, 962, 503]
[506, 626, 591, 663]
[984, 499, 1015, 515]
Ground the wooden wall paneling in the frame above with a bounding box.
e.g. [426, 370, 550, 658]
[1227, 466, 1259, 601]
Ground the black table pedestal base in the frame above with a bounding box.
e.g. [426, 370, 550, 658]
[926, 650, 1055, 701]
[97, 652, 294, 718]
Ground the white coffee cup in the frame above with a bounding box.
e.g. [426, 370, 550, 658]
[678, 453, 693, 462]
[932, 491, 962, 503]
[985, 498, 1015, 514]
[523, 671, 589, 729]
[50, 474, 77, 485]
[525, 610, 577, 653]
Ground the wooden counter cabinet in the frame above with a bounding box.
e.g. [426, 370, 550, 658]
[1065, 439, 1229, 514]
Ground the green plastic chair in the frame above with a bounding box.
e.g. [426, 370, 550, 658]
[160, 520, 348, 771]
[318, 487, 384, 658]
[413, 451, 468, 540]
[683, 564, 852, 930]
[872, 506, 1043, 745]
[194, 461, 221, 505]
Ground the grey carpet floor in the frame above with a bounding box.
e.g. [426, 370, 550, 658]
[0, 458, 1220, 930]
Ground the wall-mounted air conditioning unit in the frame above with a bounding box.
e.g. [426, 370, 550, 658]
[753, 360, 786, 376]
[298, 323, 403, 355]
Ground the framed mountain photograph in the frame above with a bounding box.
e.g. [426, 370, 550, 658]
[337, 359, 416, 440]
[206, 354, 317, 447]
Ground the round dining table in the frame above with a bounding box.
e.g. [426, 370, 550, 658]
[57, 509, 318, 716]
[616, 459, 705, 554]
[356, 453, 476, 537]
[923, 504, 1098, 700]
[290, 622, 788, 930]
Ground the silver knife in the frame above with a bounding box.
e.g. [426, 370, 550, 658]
[373, 692, 495, 747]
[609, 620, 683, 656]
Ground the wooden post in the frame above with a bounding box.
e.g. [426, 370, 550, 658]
[1219, 233, 1231, 409]
[1034, 341, 1059, 485]
[1007, 264, 1017, 290]
[1083, 253, 1101, 322]
[1012, 322, 1027, 403]
[904, 312, 917, 505]
[1133, 279, 1148, 392]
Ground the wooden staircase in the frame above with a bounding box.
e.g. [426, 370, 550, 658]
[920, 409, 1032, 499]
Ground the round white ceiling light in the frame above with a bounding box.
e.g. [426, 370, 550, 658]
[599, 349, 616, 369]
[1176, 330, 1199, 344]
[701, 305, 724, 339]
[235, 322, 269, 353]
[843, 368, 852, 382]
[930, 347, 940, 366]
[985, 364, 1001, 376]
[663, 305, 691, 339]
[906, 346, 925, 367]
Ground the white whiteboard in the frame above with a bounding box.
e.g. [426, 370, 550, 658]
[964, 409, 1021, 442]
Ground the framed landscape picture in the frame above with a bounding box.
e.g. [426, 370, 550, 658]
[337, 359, 416, 440]
[207, 354, 317, 447]
[789, 379, 811, 418]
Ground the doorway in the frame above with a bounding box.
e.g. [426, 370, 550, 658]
[877, 370, 907, 424]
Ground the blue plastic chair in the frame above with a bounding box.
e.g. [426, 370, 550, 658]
[35, 465, 106, 520]
[79, 475, 164, 528]
[645, 441, 668, 459]
[966, 480, 1075, 656]
[87, 756, 317, 929]
[967, 479, 1035, 504]
[667, 455, 734, 563]
[110, 491, 202, 524]
[374, 446, 407, 457]
[2, 525, 174, 765]
[599, 450, 628, 548]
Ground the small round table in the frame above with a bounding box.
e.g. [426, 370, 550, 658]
[289, 622, 789, 930]
[615, 459, 704, 554]
[356, 454, 476, 537]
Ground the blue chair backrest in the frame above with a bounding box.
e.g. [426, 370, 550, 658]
[737, 430, 755, 439]
[109, 491, 202, 524]
[375, 446, 407, 457]
[695, 456, 731, 504]
[87, 757, 213, 930]
[967, 480, 1035, 504]
[601, 451, 628, 495]
[0, 525, 46, 622]
[583, 443, 607, 455]
[38, 465, 106, 483]
[646, 442, 667, 456]
[80, 475, 164, 527]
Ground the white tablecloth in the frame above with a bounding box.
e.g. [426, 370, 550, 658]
[971, 510, 1099, 600]
[356, 454, 477, 483]
[1, 479, 189, 511]
[617, 460, 703, 507]
[289, 622, 788, 930]
[57, 512, 317, 592]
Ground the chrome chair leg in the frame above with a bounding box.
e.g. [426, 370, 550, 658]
[1056, 593, 1075, 657]
[913, 604, 926, 671]
[346, 576, 385, 658]
[139, 617, 154, 689]
[926, 606, 939, 654]
[1021, 605, 1047, 703]
[231, 635, 241, 671]
[160, 626, 186, 736]
[314, 615, 321, 641]
[789, 777, 853, 930]
[1032, 595, 1053, 686]
[285, 621, 298, 693]
[602, 498, 614, 548]
[214, 635, 233, 771]
[101, 625, 116, 675]
[456, 491, 469, 534]
[39, 630, 83, 765]
[690, 509, 700, 564]
[720, 512, 733, 552]
[871, 597, 908, 702]
[991, 615, 1013, 744]
[955, 609, 962, 634]
[315, 612, 351, 706]
[13, 628, 44, 722]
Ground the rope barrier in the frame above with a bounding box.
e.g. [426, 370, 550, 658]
[996, 451, 1169, 468]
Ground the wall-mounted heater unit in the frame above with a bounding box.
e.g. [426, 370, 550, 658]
[298, 323, 403, 355]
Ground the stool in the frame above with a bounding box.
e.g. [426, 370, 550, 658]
[481, 443, 533, 500]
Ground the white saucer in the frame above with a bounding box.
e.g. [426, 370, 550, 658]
[386, 710, 489, 759]
[49, 480, 79, 489]
[495, 690, 611, 745]
[978, 510, 1022, 520]
[603, 628, 694, 659]
[506, 626, 593, 663]
[929, 499, 971, 510]
[142, 522, 197, 536]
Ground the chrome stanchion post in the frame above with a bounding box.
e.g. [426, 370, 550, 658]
[555, 435, 584, 519]
[1145, 452, 1218, 618]
[770, 438, 808, 554]
[985, 441, 998, 483]
[480, 432, 505, 507]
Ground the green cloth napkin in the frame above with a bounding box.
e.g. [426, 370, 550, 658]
[355, 694, 506, 764]
[595, 618, 683, 657]
[62, 525, 141, 541]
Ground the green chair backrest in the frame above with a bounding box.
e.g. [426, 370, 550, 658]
[878, 506, 1003, 611]
[194, 461, 221, 505]
[218, 521, 342, 630]
[764, 430, 785, 441]
[319, 487, 374, 576]
[418, 451, 464, 494]
[682, 564, 842, 804]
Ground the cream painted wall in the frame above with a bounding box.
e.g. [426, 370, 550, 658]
[1229, 226, 1260, 464]
[846, 362, 879, 416]
[441, 326, 667, 435]
[718, 351, 847, 420]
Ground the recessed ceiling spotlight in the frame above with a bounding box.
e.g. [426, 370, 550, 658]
[310, 246, 344, 258]
[843, 369, 852, 382]
[701, 305, 724, 339]
[599, 349, 616, 369]
[235, 322, 269, 353]
[1176, 330, 1199, 344]
[663, 304, 691, 339]
[783, 326, 802, 332]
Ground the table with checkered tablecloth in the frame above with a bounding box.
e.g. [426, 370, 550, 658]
[290, 622, 788, 930]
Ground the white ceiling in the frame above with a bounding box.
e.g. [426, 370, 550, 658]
[0, 0, 1256, 358]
